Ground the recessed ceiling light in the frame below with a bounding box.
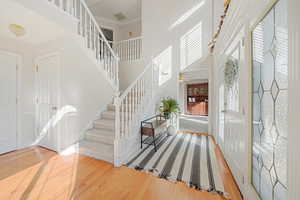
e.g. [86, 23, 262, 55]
[9, 24, 26, 37]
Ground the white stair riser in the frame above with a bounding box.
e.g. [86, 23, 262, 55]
[107, 104, 115, 111]
[101, 112, 115, 120]
[86, 133, 114, 145]
[79, 148, 113, 163]
[79, 140, 114, 163]
[94, 122, 115, 131]
[87, 129, 114, 137]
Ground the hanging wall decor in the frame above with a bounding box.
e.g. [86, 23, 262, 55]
[224, 57, 239, 89]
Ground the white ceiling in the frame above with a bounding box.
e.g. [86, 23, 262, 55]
[0, 0, 65, 45]
[85, 0, 141, 25]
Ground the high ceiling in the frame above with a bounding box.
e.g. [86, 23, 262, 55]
[0, 0, 65, 44]
[85, 0, 141, 25]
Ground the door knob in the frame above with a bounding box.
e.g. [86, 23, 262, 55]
[52, 106, 58, 111]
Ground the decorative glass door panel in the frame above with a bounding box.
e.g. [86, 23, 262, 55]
[251, 0, 288, 200]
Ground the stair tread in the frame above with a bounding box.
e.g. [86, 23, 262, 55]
[86, 129, 114, 136]
[102, 110, 115, 114]
[94, 119, 115, 124]
[101, 111, 115, 120]
[94, 119, 115, 131]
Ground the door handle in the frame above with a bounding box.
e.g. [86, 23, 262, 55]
[52, 106, 58, 111]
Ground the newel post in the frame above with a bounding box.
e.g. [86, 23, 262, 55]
[113, 92, 121, 167]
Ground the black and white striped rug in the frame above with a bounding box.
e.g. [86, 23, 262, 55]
[126, 133, 228, 198]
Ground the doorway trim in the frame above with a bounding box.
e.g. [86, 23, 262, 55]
[185, 81, 209, 116]
[0, 50, 21, 152]
[34, 52, 61, 151]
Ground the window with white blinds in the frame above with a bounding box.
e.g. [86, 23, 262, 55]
[181, 22, 202, 70]
[252, 22, 264, 64]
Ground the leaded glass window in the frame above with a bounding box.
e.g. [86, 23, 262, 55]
[251, 0, 288, 200]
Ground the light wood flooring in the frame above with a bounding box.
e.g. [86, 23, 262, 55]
[0, 134, 243, 200]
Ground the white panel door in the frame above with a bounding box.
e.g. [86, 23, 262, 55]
[0, 52, 17, 154]
[36, 54, 60, 151]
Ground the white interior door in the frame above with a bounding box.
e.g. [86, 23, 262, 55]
[36, 54, 60, 151]
[0, 52, 17, 154]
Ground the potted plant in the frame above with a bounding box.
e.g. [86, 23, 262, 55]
[159, 97, 180, 119]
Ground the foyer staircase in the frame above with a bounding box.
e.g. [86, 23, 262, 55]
[79, 62, 154, 164]
[79, 104, 116, 163]
[39, 0, 154, 165]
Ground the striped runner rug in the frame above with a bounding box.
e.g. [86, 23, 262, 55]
[126, 133, 228, 198]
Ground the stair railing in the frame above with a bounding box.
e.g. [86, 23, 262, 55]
[47, 0, 120, 91]
[113, 61, 155, 166]
[113, 37, 142, 61]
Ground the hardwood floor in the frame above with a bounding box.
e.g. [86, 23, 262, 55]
[0, 138, 243, 200]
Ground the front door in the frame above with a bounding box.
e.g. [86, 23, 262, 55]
[0, 52, 17, 154]
[36, 54, 60, 151]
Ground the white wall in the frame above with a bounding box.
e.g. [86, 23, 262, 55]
[34, 36, 114, 151]
[119, 60, 144, 91]
[119, 20, 142, 40]
[0, 36, 36, 149]
[142, 0, 213, 113]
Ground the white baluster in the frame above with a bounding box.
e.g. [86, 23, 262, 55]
[128, 40, 130, 61]
[139, 80, 142, 111]
[95, 31, 99, 59]
[118, 43, 123, 59]
[125, 41, 128, 61]
[119, 43, 122, 60]
[139, 80, 142, 106]
[84, 10, 88, 46]
[89, 19, 92, 49]
[73, 0, 77, 17]
[91, 23, 94, 50]
[100, 39, 102, 60]
[109, 55, 112, 80]
[129, 40, 132, 61]
[124, 41, 126, 61]
[139, 38, 142, 59]
[122, 42, 125, 61]
[79, 2, 83, 35]
[93, 24, 97, 52]
[102, 41, 105, 61]
[133, 85, 136, 117]
[121, 42, 124, 61]
[131, 40, 133, 60]
[115, 98, 120, 140]
[137, 39, 139, 59]
[134, 39, 137, 60]
[125, 96, 129, 137]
